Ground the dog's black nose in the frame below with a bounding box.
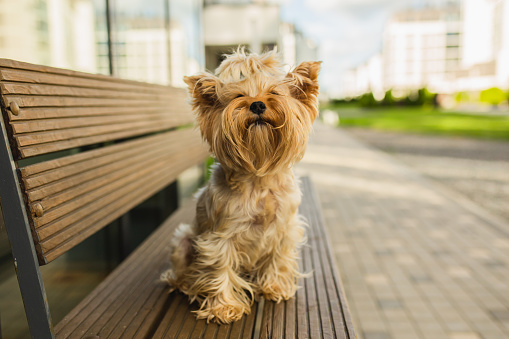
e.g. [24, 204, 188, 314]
[249, 101, 266, 115]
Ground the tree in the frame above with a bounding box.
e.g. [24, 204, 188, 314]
[480, 87, 506, 106]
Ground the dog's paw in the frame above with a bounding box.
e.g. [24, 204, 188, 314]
[195, 298, 250, 324]
[262, 281, 297, 303]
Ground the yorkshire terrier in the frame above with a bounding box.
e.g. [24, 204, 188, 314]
[161, 49, 320, 323]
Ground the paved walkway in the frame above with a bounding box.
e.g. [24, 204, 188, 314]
[295, 123, 509, 339]
[345, 128, 509, 223]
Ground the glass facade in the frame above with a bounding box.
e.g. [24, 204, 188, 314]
[0, 0, 203, 85]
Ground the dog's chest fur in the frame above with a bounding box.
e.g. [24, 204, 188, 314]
[195, 163, 301, 266]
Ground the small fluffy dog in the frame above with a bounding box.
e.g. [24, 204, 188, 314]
[161, 49, 320, 323]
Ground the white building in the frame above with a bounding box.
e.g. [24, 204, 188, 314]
[383, 6, 462, 94]
[340, 54, 383, 99]
[342, 0, 509, 98]
[203, 0, 317, 72]
[491, 0, 509, 89]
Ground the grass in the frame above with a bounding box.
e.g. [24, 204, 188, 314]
[329, 106, 509, 140]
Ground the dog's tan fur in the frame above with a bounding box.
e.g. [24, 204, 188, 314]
[161, 49, 320, 323]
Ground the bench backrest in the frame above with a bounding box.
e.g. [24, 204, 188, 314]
[0, 59, 208, 265]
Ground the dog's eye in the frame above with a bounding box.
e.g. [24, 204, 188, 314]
[235, 94, 244, 99]
[270, 90, 279, 96]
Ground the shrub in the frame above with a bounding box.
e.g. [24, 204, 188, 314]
[359, 92, 377, 107]
[455, 91, 469, 103]
[480, 87, 506, 106]
[381, 90, 395, 106]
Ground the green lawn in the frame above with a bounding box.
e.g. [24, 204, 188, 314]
[330, 106, 509, 140]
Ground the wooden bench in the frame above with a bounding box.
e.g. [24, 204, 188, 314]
[0, 59, 356, 339]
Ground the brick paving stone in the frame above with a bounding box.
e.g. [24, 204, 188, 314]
[363, 332, 393, 339]
[296, 123, 509, 339]
[448, 332, 481, 339]
[378, 299, 403, 309]
[489, 309, 509, 322]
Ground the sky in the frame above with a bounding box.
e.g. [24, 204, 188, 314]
[279, 0, 449, 96]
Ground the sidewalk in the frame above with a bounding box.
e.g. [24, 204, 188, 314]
[295, 122, 509, 339]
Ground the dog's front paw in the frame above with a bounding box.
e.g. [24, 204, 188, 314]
[195, 296, 250, 324]
[262, 282, 297, 303]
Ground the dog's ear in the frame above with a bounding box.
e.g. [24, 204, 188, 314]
[183, 74, 222, 111]
[287, 61, 321, 102]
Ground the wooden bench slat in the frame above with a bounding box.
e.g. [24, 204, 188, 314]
[33, 142, 203, 238]
[0, 67, 167, 94]
[228, 311, 246, 339]
[307, 196, 346, 339]
[81, 262, 168, 338]
[305, 179, 356, 339]
[187, 319, 208, 338]
[296, 251, 309, 339]
[16, 119, 194, 158]
[302, 212, 322, 339]
[3, 94, 174, 109]
[306, 197, 337, 338]
[26, 130, 196, 206]
[7, 106, 178, 121]
[260, 301, 274, 339]
[53, 202, 195, 337]
[23, 131, 177, 191]
[173, 308, 199, 339]
[0, 82, 178, 100]
[53, 178, 354, 339]
[203, 322, 220, 338]
[38, 149, 207, 263]
[0, 60, 173, 93]
[29, 147, 184, 220]
[24, 131, 199, 225]
[272, 301, 286, 338]
[1, 61, 193, 159]
[15, 115, 185, 147]
[19, 128, 183, 177]
[284, 294, 297, 338]
[11, 112, 188, 134]
[102, 274, 174, 338]
[303, 178, 356, 339]
[259, 178, 355, 339]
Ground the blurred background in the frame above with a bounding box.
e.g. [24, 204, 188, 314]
[0, 0, 508, 338]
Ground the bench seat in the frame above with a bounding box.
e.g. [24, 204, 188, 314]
[54, 177, 356, 339]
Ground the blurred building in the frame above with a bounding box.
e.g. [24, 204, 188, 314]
[0, 0, 96, 72]
[203, 0, 317, 72]
[98, 16, 195, 87]
[342, 54, 384, 99]
[0, 0, 203, 87]
[383, 6, 462, 94]
[342, 0, 509, 98]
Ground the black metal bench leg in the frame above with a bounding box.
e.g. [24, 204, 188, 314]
[0, 116, 54, 338]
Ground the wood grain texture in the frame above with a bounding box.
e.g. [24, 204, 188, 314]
[18, 128, 208, 264]
[54, 202, 196, 338]
[53, 178, 355, 338]
[26, 130, 208, 262]
[0, 82, 176, 100]
[0, 60, 192, 159]
[0, 59, 172, 93]
[258, 177, 356, 339]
